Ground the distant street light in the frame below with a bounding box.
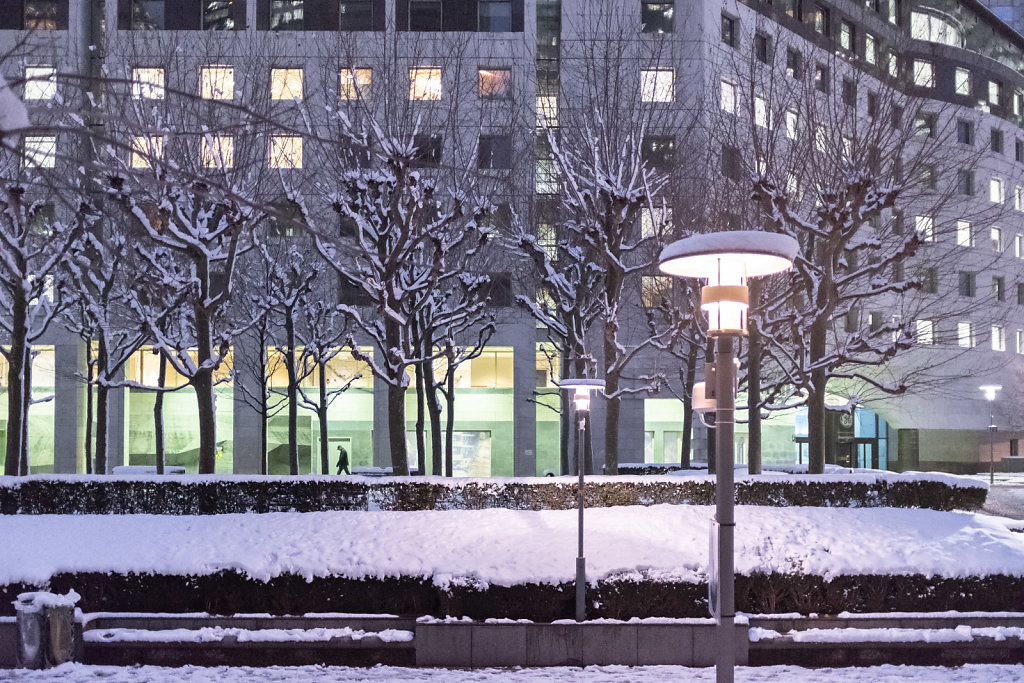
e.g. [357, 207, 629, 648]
[660, 231, 798, 683]
[980, 384, 1002, 485]
[558, 377, 605, 623]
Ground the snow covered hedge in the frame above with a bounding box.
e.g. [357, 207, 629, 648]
[0, 472, 986, 514]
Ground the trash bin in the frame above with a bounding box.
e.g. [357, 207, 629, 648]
[13, 590, 79, 669]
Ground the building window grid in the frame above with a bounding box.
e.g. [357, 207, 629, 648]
[957, 220, 973, 247]
[640, 68, 674, 103]
[993, 324, 1006, 351]
[131, 67, 165, 100]
[24, 66, 56, 101]
[201, 66, 234, 100]
[958, 321, 975, 348]
[270, 68, 303, 100]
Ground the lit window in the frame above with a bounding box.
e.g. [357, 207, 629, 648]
[958, 321, 975, 348]
[269, 135, 302, 168]
[132, 68, 165, 100]
[25, 0, 58, 30]
[536, 96, 557, 127]
[754, 95, 770, 128]
[955, 68, 970, 96]
[990, 80, 1002, 105]
[1016, 234, 1024, 258]
[992, 227, 1003, 252]
[915, 215, 934, 242]
[720, 79, 736, 113]
[913, 60, 934, 88]
[642, 276, 674, 308]
[201, 135, 234, 169]
[1016, 186, 1024, 212]
[865, 33, 878, 65]
[785, 109, 798, 139]
[839, 20, 854, 51]
[916, 319, 934, 344]
[23, 136, 55, 168]
[479, 68, 511, 99]
[993, 325, 1006, 352]
[24, 67, 56, 100]
[131, 135, 163, 169]
[815, 125, 828, 153]
[410, 67, 442, 101]
[991, 177, 1005, 203]
[1017, 329, 1024, 354]
[641, 206, 671, 238]
[957, 220, 973, 247]
[641, 69, 674, 102]
[201, 66, 234, 100]
[270, 68, 303, 100]
[340, 68, 372, 100]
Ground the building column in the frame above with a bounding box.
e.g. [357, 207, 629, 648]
[52, 333, 85, 473]
[106, 364, 126, 470]
[512, 322, 537, 477]
[372, 375, 390, 468]
[232, 334, 263, 474]
[618, 396, 646, 466]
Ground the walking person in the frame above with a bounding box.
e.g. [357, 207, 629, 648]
[336, 444, 350, 475]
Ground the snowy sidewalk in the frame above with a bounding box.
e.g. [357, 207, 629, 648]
[4, 505, 1024, 587]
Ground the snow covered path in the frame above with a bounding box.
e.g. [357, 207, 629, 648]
[3, 664, 1024, 682]
[4, 505, 1024, 587]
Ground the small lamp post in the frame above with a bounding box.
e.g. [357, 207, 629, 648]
[981, 384, 1002, 485]
[558, 377, 605, 623]
[660, 231, 798, 683]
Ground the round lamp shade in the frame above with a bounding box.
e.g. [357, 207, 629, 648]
[659, 231, 799, 279]
[558, 378, 606, 392]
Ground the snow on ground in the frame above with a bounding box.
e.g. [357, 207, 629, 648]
[3, 664, 1024, 682]
[3, 505, 1024, 587]
[82, 626, 414, 644]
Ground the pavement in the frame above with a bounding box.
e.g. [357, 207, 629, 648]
[964, 473, 1024, 520]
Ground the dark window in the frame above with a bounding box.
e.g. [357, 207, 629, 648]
[814, 63, 829, 93]
[915, 112, 936, 137]
[338, 274, 372, 306]
[131, 0, 165, 29]
[721, 14, 737, 47]
[203, 1, 234, 29]
[845, 308, 860, 333]
[1018, 282, 1024, 305]
[995, 275, 1006, 301]
[992, 129, 1004, 154]
[894, 211, 904, 234]
[339, 0, 373, 29]
[786, 48, 802, 79]
[781, 0, 798, 18]
[270, 0, 304, 30]
[270, 200, 303, 238]
[957, 170, 974, 195]
[866, 0, 880, 12]
[869, 311, 882, 332]
[412, 134, 442, 167]
[485, 272, 512, 306]
[341, 140, 372, 169]
[842, 78, 856, 107]
[24, 0, 58, 30]
[1012, 439, 1019, 457]
[721, 144, 741, 181]
[959, 271, 976, 297]
[867, 91, 878, 118]
[409, 0, 441, 30]
[1017, 139, 1024, 163]
[27, 203, 55, 236]
[479, 0, 512, 31]
[918, 267, 937, 294]
[808, 4, 830, 35]
[642, 135, 675, 171]
[918, 165, 936, 190]
[339, 214, 358, 238]
[754, 32, 771, 63]
[891, 104, 902, 129]
[641, 1, 673, 33]
[957, 119, 974, 145]
[478, 135, 512, 169]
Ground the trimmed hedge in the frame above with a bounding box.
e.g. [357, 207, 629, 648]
[1, 570, 1019, 619]
[0, 475, 986, 514]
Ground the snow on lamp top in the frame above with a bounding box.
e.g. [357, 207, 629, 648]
[659, 231, 798, 336]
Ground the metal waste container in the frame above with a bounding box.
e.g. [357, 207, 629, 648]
[13, 590, 79, 669]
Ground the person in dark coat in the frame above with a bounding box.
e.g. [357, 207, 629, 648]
[336, 445, 350, 475]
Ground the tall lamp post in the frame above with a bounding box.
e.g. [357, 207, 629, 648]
[660, 231, 798, 683]
[981, 384, 1001, 485]
[558, 378, 605, 622]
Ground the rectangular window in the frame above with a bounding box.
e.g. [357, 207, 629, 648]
[720, 79, 737, 113]
[409, 0, 442, 30]
[201, 135, 234, 169]
[915, 215, 934, 242]
[1018, 139, 1024, 163]
[865, 33, 878, 65]
[754, 33, 771, 63]
[131, 0, 164, 29]
[991, 177, 1005, 203]
[641, 206, 671, 239]
[478, 135, 511, 170]
[839, 20, 855, 51]
[842, 78, 856, 107]
[992, 129, 1004, 154]
[957, 220, 973, 247]
[994, 276, 1006, 302]
[785, 109, 798, 140]
[721, 14, 737, 47]
[958, 321, 975, 348]
[23, 66, 55, 101]
[641, 69, 674, 102]
[479, 0, 512, 32]
[916, 319, 935, 344]
[754, 95, 770, 128]
[993, 325, 1006, 351]
[339, 1, 374, 30]
[641, 2, 674, 33]
[809, 4, 830, 34]
[130, 135, 162, 169]
[270, 0, 305, 30]
[203, 1, 235, 30]
[1018, 283, 1024, 305]
[410, 67, 442, 100]
[643, 135, 675, 171]
[957, 170, 974, 196]
[1017, 187, 1024, 212]
[992, 227, 1003, 252]
[867, 92, 879, 118]
[412, 134, 443, 167]
[270, 68, 303, 100]
[990, 80, 1003, 106]
[957, 119, 974, 145]
[201, 66, 234, 100]
[340, 67, 372, 100]
[24, 0, 58, 30]
[913, 60, 934, 88]
[955, 68, 971, 96]
[1016, 91, 1024, 117]
[786, 49, 802, 79]
[479, 68, 511, 99]
[23, 135, 56, 168]
[1017, 329, 1024, 354]
[131, 68, 165, 100]
[918, 267, 937, 293]
[814, 64, 829, 93]
[641, 276, 674, 308]
[914, 113, 935, 137]
[959, 272, 976, 297]
[269, 135, 303, 168]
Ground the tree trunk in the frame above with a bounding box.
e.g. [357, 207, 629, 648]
[94, 335, 109, 474]
[414, 351, 426, 476]
[84, 339, 94, 475]
[426, 361, 443, 476]
[4, 298, 28, 476]
[559, 347, 570, 476]
[747, 279, 763, 475]
[318, 360, 329, 475]
[445, 366, 455, 477]
[19, 350, 32, 475]
[194, 303, 218, 474]
[385, 316, 409, 475]
[285, 313, 299, 475]
[604, 368, 620, 475]
[259, 397, 268, 476]
[680, 341, 697, 469]
[807, 320, 828, 474]
[155, 352, 166, 474]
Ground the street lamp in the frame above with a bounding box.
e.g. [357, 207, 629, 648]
[980, 384, 1001, 485]
[660, 231, 798, 683]
[558, 377, 605, 622]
